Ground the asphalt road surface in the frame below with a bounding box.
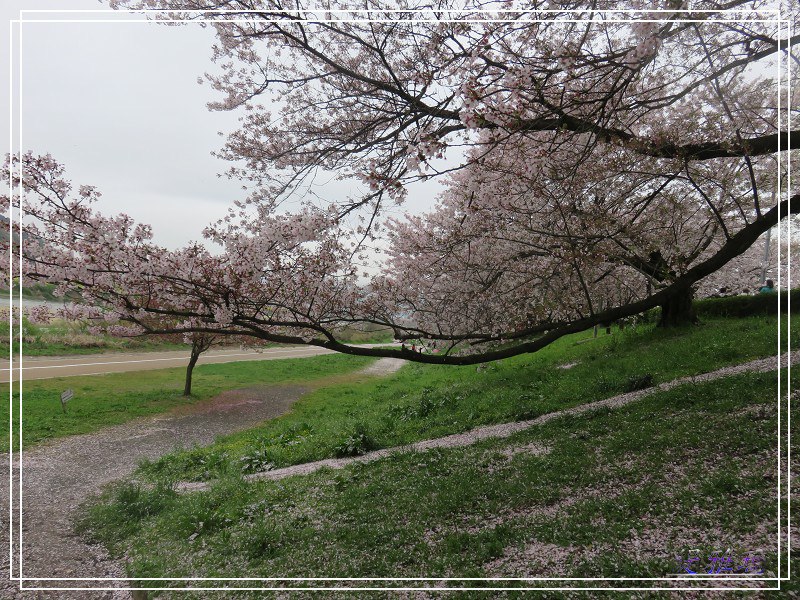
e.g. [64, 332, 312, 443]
[0, 345, 368, 382]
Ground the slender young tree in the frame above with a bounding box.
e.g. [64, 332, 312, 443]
[183, 332, 217, 396]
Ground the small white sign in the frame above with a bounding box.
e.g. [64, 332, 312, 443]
[60, 389, 73, 412]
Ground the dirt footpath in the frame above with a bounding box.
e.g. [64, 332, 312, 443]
[1, 381, 315, 599]
[0, 357, 406, 598]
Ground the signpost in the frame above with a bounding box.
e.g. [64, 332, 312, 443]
[60, 389, 73, 414]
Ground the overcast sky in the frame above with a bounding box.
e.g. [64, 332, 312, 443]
[2, 1, 442, 249]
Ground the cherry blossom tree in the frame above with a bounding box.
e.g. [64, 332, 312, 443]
[169, 331, 274, 396]
[5, 303, 234, 397]
[376, 133, 794, 334]
[109, 1, 797, 315]
[10, 295, 244, 396]
[696, 224, 800, 297]
[111, 1, 797, 193]
[4, 1, 798, 365]
[2, 151, 362, 350]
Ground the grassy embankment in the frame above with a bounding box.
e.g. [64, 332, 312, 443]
[0, 316, 189, 356]
[133, 314, 794, 484]
[0, 318, 391, 357]
[77, 313, 795, 592]
[0, 282, 65, 302]
[0, 284, 158, 356]
[3, 353, 375, 450]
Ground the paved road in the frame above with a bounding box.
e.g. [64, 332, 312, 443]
[0, 345, 389, 382]
[0, 296, 69, 311]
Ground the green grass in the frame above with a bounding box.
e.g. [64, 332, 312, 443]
[0, 316, 191, 357]
[133, 315, 794, 484]
[4, 353, 375, 450]
[0, 282, 64, 302]
[78, 365, 795, 594]
[6, 338, 189, 357]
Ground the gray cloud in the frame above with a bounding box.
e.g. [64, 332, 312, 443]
[2, 2, 442, 250]
[3, 2, 253, 248]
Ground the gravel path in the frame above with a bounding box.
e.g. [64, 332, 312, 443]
[176, 351, 799, 493]
[0, 358, 405, 599]
[357, 357, 407, 376]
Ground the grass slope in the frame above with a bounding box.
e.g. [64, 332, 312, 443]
[135, 315, 793, 484]
[0, 315, 191, 356]
[79, 367, 795, 596]
[73, 314, 796, 593]
[5, 354, 374, 450]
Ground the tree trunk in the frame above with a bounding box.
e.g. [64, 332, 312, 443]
[183, 344, 201, 396]
[658, 285, 697, 327]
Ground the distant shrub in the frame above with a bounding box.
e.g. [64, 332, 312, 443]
[626, 289, 798, 326]
[694, 289, 800, 318]
[43, 332, 106, 348]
